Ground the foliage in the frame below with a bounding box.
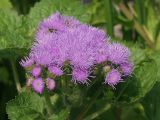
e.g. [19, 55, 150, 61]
[142, 82, 160, 120]
[6, 92, 44, 120]
[0, 0, 159, 120]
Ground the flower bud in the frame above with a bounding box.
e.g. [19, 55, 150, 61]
[32, 78, 44, 94]
[46, 78, 56, 91]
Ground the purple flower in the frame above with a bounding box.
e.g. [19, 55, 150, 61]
[72, 68, 89, 84]
[105, 69, 121, 88]
[120, 62, 133, 76]
[62, 15, 81, 29]
[20, 12, 133, 88]
[30, 46, 53, 66]
[32, 78, 44, 94]
[95, 45, 108, 63]
[46, 78, 56, 90]
[32, 66, 42, 77]
[48, 66, 63, 76]
[68, 25, 109, 68]
[107, 43, 131, 64]
[38, 12, 66, 35]
[20, 57, 34, 68]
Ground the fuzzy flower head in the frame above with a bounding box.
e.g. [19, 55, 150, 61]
[38, 12, 66, 34]
[32, 66, 42, 77]
[62, 15, 81, 29]
[105, 69, 121, 88]
[120, 62, 134, 76]
[72, 68, 89, 84]
[46, 78, 56, 90]
[30, 46, 53, 66]
[32, 78, 44, 94]
[20, 57, 34, 68]
[48, 66, 63, 76]
[107, 43, 131, 64]
[20, 12, 133, 89]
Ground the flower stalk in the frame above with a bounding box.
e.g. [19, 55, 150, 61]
[44, 90, 53, 116]
[11, 59, 21, 93]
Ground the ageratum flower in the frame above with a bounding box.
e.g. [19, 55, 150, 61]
[69, 25, 109, 69]
[21, 12, 133, 91]
[105, 69, 121, 88]
[32, 66, 42, 77]
[38, 12, 66, 34]
[30, 48, 53, 66]
[20, 57, 34, 68]
[32, 78, 44, 94]
[72, 68, 90, 84]
[120, 62, 134, 76]
[107, 43, 131, 64]
[48, 66, 63, 76]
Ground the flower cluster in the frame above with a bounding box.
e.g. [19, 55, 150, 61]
[20, 12, 133, 93]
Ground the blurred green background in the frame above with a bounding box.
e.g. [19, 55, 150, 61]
[0, 0, 160, 120]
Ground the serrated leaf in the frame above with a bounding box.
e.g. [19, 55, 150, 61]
[151, 52, 160, 82]
[0, 9, 32, 57]
[6, 92, 44, 120]
[48, 109, 70, 120]
[135, 58, 158, 97]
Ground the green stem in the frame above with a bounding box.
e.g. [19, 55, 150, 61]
[61, 76, 68, 105]
[75, 90, 102, 120]
[83, 104, 111, 120]
[10, 59, 21, 93]
[44, 90, 53, 116]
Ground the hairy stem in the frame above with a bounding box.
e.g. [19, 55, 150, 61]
[10, 60, 21, 93]
[83, 103, 111, 120]
[75, 90, 101, 120]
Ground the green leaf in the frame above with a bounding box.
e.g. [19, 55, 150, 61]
[135, 58, 158, 97]
[121, 103, 147, 120]
[150, 51, 160, 82]
[130, 45, 147, 64]
[87, 0, 106, 25]
[142, 82, 160, 120]
[0, 9, 32, 57]
[6, 92, 44, 120]
[48, 109, 70, 120]
[0, 0, 12, 9]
